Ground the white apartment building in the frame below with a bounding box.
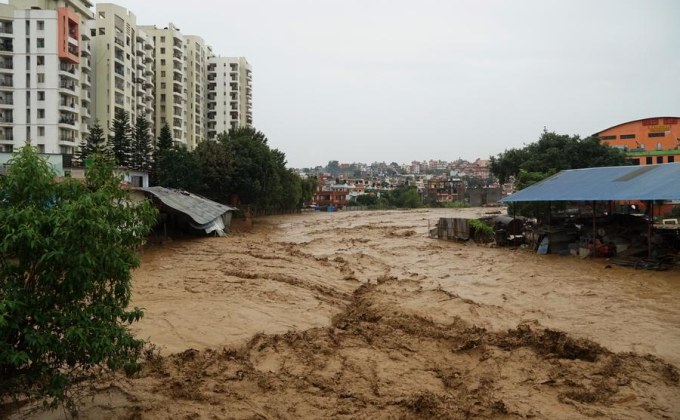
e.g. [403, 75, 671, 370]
[140, 23, 188, 148]
[0, 2, 253, 157]
[184, 35, 210, 150]
[90, 3, 154, 137]
[206, 56, 252, 139]
[0, 0, 94, 155]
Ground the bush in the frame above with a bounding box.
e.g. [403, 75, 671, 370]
[0, 146, 157, 408]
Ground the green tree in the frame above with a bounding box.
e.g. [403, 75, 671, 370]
[490, 129, 627, 185]
[78, 120, 108, 165]
[194, 138, 234, 203]
[131, 116, 153, 170]
[0, 146, 157, 407]
[385, 186, 422, 208]
[156, 123, 173, 152]
[109, 109, 132, 167]
[155, 146, 203, 192]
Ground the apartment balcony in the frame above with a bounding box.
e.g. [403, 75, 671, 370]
[81, 107, 90, 118]
[59, 136, 76, 144]
[81, 75, 91, 86]
[0, 77, 13, 89]
[114, 52, 124, 63]
[114, 65, 124, 77]
[59, 62, 78, 79]
[0, 39, 13, 53]
[0, 23, 13, 35]
[173, 38, 182, 50]
[0, 114, 13, 125]
[114, 36, 124, 48]
[172, 85, 182, 94]
[80, 45, 90, 57]
[0, 59, 12, 71]
[0, 94, 12, 107]
[80, 58, 91, 72]
[59, 81, 78, 95]
[136, 60, 144, 70]
[67, 44, 79, 56]
[58, 98, 77, 110]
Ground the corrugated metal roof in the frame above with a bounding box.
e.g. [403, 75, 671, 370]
[500, 163, 680, 202]
[142, 187, 237, 224]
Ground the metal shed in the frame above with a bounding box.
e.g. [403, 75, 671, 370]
[142, 187, 237, 236]
[500, 163, 680, 203]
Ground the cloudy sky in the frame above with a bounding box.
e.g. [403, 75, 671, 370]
[98, 1, 680, 166]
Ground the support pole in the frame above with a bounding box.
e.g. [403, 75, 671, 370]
[648, 200, 653, 258]
[592, 201, 596, 239]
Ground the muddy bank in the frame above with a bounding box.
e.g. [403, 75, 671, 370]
[13, 209, 680, 418]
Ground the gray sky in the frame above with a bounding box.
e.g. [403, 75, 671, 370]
[92, 1, 680, 167]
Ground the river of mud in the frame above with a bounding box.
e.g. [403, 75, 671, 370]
[15, 209, 680, 419]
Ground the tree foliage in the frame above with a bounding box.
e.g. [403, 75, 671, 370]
[109, 109, 132, 167]
[490, 130, 627, 185]
[131, 116, 153, 170]
[0, 146, 157, 406]
[78, 120, 108, 165]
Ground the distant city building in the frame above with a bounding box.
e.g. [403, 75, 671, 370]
[596, 117, 680, 165]
[184, 35, 210, 150]
[206, 56, 252, 139]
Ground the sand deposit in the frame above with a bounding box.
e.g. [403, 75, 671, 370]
[12, 209, 680, 419]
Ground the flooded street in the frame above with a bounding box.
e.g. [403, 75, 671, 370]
[27, 209, 680, 419]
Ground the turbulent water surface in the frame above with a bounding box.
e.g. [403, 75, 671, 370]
[19, 209, 680, 419]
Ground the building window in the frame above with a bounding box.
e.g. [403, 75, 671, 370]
[646, 157, 653, 165]
[631, 158, 640, 165]
[38, 126, 44, 136]
[160, 47, 165, 54]
[599, 135, 616, 140]
[37, 20, 44, 30]
[657, 156, 663, 164]
[669, 156, 675, 163]
[38, 91, 45, 101]
[161, 70, 166, 77]
[37, 109, 45, 119]
[620, 134, 635, 139]
[37, 38, 44, 48]
[648, 132, 665, 138]
[37, 73, 44, 83]
[161, 59, 165, 65]
[99, 27, 105, 35]
[37, 55, 44, 65]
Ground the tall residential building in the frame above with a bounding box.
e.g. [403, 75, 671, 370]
[184, 35, 210, 150]
[89, 3, 154, 138]
[206, 56, 252, 139]
[0, 0, 94, 154]
[140, 23, 187, 148]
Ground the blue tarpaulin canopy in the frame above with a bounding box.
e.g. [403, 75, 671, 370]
[500, 163, 680, 202]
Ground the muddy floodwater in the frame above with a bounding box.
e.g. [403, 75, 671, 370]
[24, 209, 680, 419]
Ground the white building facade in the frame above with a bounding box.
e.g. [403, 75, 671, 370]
[206, 56, 252, 139]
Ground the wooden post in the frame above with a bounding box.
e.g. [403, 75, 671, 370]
[592, 201, 596, 239]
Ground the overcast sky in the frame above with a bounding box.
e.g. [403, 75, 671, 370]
[80, 1, 680, 166]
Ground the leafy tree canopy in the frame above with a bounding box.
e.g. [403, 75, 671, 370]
[0, 146, 157, 407]
[490, 129, 627, 185]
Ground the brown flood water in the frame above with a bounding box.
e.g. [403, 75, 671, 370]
[19, 209, 680, 419]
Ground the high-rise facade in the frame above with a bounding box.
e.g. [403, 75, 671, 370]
[0, 0, 94, 154]
[206, 56, 252, 139]
[184, 35, 210, 150]
[0, 2, 252, 156]
[140, 23, 187, 148]
[90, 3, 155, 138]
